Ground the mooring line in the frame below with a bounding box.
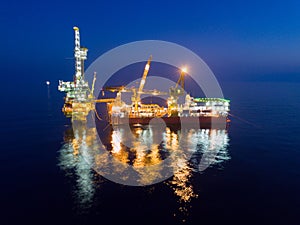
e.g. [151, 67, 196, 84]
[228, 113, 261, 128]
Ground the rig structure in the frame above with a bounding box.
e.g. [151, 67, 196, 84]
[58, 27, 95, 121]
[58, 27, 230, 128]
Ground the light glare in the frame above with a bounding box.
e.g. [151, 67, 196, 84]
[181, 67, 188, 73]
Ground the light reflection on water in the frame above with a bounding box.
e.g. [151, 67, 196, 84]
[58, 128, 99, 210]
[58, 123, 230, 215]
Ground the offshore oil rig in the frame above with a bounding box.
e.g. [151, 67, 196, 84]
[58, 27, 230, 128]
[58, 27, 96, 121]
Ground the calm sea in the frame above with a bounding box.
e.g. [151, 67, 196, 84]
[1, 82, 299, 225]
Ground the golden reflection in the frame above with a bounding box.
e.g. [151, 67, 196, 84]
[131, 127, 165, 185]
[59, 122, 230, 216]
[135, 144, 164, 185]
[72, 138, 79, 156]
[169, 163, 198, 221]
[165, 128, 198, 219]
[111, 130, 129, 164]
[167, 128, 229, 221]
[169, 158, 198, 203]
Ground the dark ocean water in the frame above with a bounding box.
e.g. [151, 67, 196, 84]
[1, 82, 300, 225]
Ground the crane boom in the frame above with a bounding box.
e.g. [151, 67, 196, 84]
[88, 72, 96, 99]
[138, 55, 152, 95]
[175, 69, 185, 89]
[134, 55, 152, 112]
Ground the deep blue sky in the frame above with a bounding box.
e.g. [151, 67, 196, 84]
[1, 0, 300, 87]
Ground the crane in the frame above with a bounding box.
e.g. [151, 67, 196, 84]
[168, 67, 188, 116]
[88, 72, 97, 99]
[133, 55, 152, 112]
[169, 67, 187, 97]
[175, 67, 187, 90]
[101, 55, 168, 118]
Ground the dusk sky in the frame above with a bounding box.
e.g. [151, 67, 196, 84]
[1, 0, 300, 86]
[2, 2, 300, 224]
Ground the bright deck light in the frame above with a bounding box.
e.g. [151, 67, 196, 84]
[181, 67, 188, 73]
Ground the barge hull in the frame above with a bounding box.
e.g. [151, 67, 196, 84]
[111, 116, 228, 129]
